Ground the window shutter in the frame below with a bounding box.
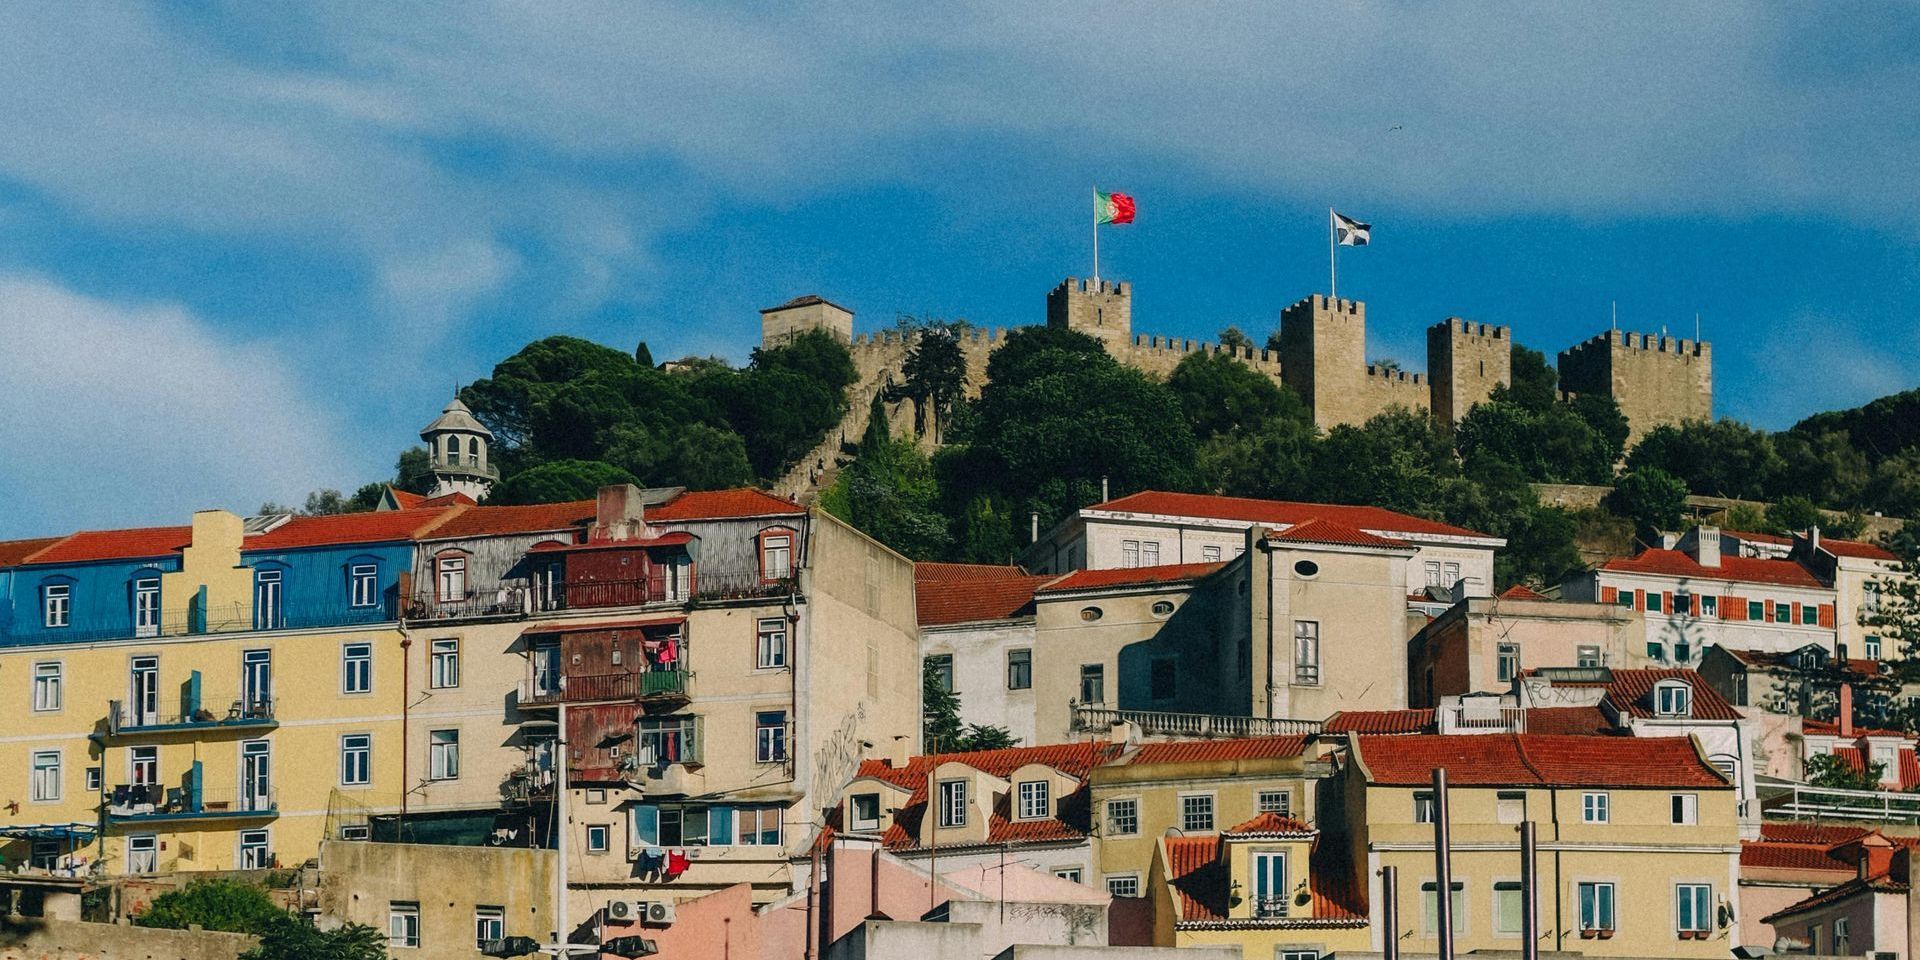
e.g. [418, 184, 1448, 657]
[1820, 604, 1835, 628]
[1601, 586, 1617, 604]
[631, 804, 659, 847]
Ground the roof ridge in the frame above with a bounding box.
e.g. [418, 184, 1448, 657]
[1509, 733, 1547, 783]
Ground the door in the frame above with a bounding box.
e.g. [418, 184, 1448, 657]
[1252, 851, 1287, 918]
[134, 578, 160, 638]
[531, 642, 561, 697]
[130, 656, 160, 726]
[241, 740, 272, 812]
[241, 650, 272, 715]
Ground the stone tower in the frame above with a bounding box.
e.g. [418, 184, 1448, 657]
[760, 294, 854, 349]
[420, 398, 497, 501]
[1276, 295, 1370, 429]
[1557, 331, 1712, 443]
[1046, 277, 1132, 352]
[1427, 318, 1512, 426]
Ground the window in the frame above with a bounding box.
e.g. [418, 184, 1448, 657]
[1294, 620, 1320, 685]
[1495, 881, 1525, 935]
[1581, 792, 1609, 823]
[430, 639, 459, 688]
[42, 582, 70, 628]
[349, 564, 378, 608]
[32, 662, 62, 711]
[1496, 790, 1524, 824]
[341, 734, 372, 786]
[757, 618, 789, 669]
[938, 779, 968, 827]
[1079, 606, 1103, 622]
[1414, 792, 1435, 824]
[1674, 592, 1691, 616]
[130, 746, 158, 785]
[1671, 793, 1698, 825]
[1647, 640, 1665, 662]
[658, 806, 710, 846]
[85, 767, 101, 792]
[850, 793, 881, 831]
[1868, 635, 1884, 660]
[1748, 600, 1764, 621]
[436, 555, 467, 602]
[761, 532, 793, 580]
[1150, 657, 1177, 701]
[254, 570, 283, 630]
[30, 751, 60, 801]
[1006, 648, 1032, 690]
[926, 654, 953, 693]
[738, 806, 781, 846]
[1142, 541, 1160, 565]
[637, 717, 697, 764]
[1150, 600, 1175, 617]
[242, 649, 272, 708]
[1425, 561, 1443, 588]
[133, 577, 161, 636]
[1775, 602, 1791, 623]
[1294, 559, 1320, 578]
[1106, 798, 1139, 836]
[583, 823, 610, 853]
[1251, 851, 1288, 917]
[239, 830, 270, 869]
[1106, 874, 1140, 898]
[756, 711, 788, 763]
[388, 903, 420, 949]
[1675, 883, 1711, 934]
[1257, 790, 1292, 817]
[1421, 881, 1466, 935]
[1834, 916, 1850, 953]
[126, 834, 158, 873]
[1497, 643, 1520, 683]
[1181, 794, 1214, 832]
[128, 655, 159, 725]
[1616, 589, 1635, 609]
[1655, 682, 1692, 717]
[1017, 780, 1050, 820]
[1647, 592, 1663, 614]
[1280, 953, 1319, 960]
[429, 729, 460, 780]
[1701, 595, 1717, 617]
[1054, 867, 1083, 883]
[1079, 664, 1105, 704]
[342, 643, 373, 694]
[1201, 545, 1222, 562]
[1121, 540, 1140, 568]
[475, 907, 505, 950]
[1802, 604, 1819, 625]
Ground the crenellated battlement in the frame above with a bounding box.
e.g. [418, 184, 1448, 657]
[1283, 294, 1364, 319]
[1564, 330, 1711, 359]
[850, 326, 1015, 350]
[1438, 317, 1510, 341]
[1366, 365, 1425, 385]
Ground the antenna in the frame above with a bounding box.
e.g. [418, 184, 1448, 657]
[1610, 301, 1617, 332]
[1695, 312, 1701, 342]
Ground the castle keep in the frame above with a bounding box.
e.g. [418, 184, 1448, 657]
[761, 276, 1711, 443]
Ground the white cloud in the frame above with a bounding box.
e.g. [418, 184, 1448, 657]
[0, 277, 365, 537]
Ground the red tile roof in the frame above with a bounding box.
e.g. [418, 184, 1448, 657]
[1600, 548, 1825, 588]
[1828, 744, 1920, 790]
[1762, 873, 1910, 924]
[1224, 812, 1315, 836]
[1760, 822, 1873, 846]
[424, 500, 596, 540]
[1523, 707, 1618, 736]
[419, 492, 477, 508]
[1739, 841, 1855, 874]
[1803, 718, 1915, 739]
[1727, 648, 1885, 677]
[0, 537, 63, 566]
[1326, 709, 1436, 735]
[1124, 736, 1310, 765]
[1165, 836, 1228, 921]
[1164, 832, 1367, 925]
[1599, 669, 1744, 721]
[1499, 584, 1550, 601]
[1727, 529, 1897, 561]
[915, 562, 1033, 583]
[22, 526, 193, 565]
[1267, 518, 1409, 549]
[1354, 734, 1730, 788]
[916, 574, 1055, 627]
[1092, 490, 1494, 540]
[387, 488, 428, 509]
[646, 488, 803, 522]
[244, 508, 455, 551]
[850, 742, 1127, 851]
[1034, 562, 1223, 594]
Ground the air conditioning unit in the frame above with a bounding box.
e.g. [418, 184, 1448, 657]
[605, 900, 643, 923]
[645, 900, 676, 925]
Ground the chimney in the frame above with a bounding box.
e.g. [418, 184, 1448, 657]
[1840, 683, 1855, 738]
[592, 484, 646, 542]
[1810, 525, 1822, 552]
[1691, 525, 1721, 569]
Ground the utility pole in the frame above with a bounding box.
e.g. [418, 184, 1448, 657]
[1432, 767, 1454, 960]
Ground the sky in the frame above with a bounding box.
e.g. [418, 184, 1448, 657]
[1, 3, 1918, 538]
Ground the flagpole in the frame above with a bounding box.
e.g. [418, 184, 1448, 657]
[1092, 185, 1101, 284]
[1328, 207, 1337, 300]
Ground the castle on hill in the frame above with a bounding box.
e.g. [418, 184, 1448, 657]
[761, 277, 1711, 445]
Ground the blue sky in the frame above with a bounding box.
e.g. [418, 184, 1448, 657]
[2, 3, 1918, 538]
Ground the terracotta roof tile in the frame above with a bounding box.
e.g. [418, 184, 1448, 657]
[1600, 669, 1744, 721]
[387, 488, 428, 509]
[851, 742, 1126, 852]
[1034, 562, 1223, 594]
[916, 575, 1054, 627]
[1727, 529, 1897, 561]
[1601, 548, 1825, 588]
[1355, 734, 1730, 788]
[0, 537, 64, 566]
[1165, 836, 1228, 921]
[646, 488, 803, 522]
[23, 526, 193, 564]
[1739, 841, 1855, 873]
[1760, 822, 1873, 845]
[1325, 709, 1436, 735]
[1092, 490, 1495, 540]
[1729, 648, 1885, 678]
[1763, 873, 1911, 924]
[1267, 518, 1409, 549]
[244, 508, 455, 551]
[915, 562, 1032, 583]
[1125, 736, 1310, 765]
[425, 500, 596, 540]
[1523, 707, 1619, 736]
[1499, 584, 1550, 601]
[1225, 812, 1315, 836]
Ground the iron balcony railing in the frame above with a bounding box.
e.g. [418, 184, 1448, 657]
[1252, 896, 1291, 919]
[517, 670, 690, 707]
[24, 599, 397, 645]
[107, 696, 276, 735]
[1071, 706, 1323, 739]
[106, 785, 278, 822]
[535, 568, 793, 613]
[500, 762, 557, 805]
[1764, 782, 1920, 823]
[405, 584, 532, 621]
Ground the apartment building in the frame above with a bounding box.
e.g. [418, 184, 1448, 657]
[1407, 585, 1640, 707]
[915, 562, 1057, 746]
[1760, 836, 1912, 957]
[1149, 813, 1370, 957]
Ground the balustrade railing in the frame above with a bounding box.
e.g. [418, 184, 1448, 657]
[1070, 706, 1323, 738]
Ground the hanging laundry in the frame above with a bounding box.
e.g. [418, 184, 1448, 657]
[664, 849, 690, 879]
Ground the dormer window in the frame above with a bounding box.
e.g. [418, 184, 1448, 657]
[937, 779, 968, 828]
[436, 554, 467, 602]
[1017, 780, 1050, 821]
[760, 531, 794, 581]
[42, 583, 70, 629]
[850, 793, 881, 832]
[1654, 681, 1692, 718]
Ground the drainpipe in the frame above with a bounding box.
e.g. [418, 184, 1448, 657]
[1433, 768, 1454, 960]
[1379, 864, 1399, 960]
[1520, 819, 1538, 960]
[399, 634, 412, 832]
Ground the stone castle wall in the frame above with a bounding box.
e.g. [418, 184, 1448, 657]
[1429, 318, 1513, 426]
[1558, 331, 1712, 443]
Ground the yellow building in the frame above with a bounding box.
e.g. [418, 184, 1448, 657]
[1149, 812, 1370, 957]
[1087, 734, 1328, 900]
[1335, 731, 1742, 957]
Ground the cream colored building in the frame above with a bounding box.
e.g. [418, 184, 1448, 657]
[316, 840, 554, 959]
[1407, 587, 1641, 707]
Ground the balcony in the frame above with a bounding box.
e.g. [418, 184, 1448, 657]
[535, 568, 791, 614]
[32, 598, 397, 645]
[1436, 703, 1526, 734]
[517, 670, 690, 708]
[404, 584, 532, 622]
[500, 762, 557, 806]
[1251, 896, 1291, 919]
[1071, 706, 1323, 739]
[103, 694, 276, 739]
[106, 785, 277, 823]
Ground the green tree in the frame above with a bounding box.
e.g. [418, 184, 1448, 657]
[827, 408, 952, 560]
[1196, 417, 1316, 500]
[921, 659, 1017, 752]
[1773, 429, 1871, 507]
[1607, 467, 1688, 533]
[603, 421, 753, 490]
[1567, 393, 1630, 465]
[1454, 393, 1613, 485]
[1763, 496, 1826, 535]
[461, 335, 638, 459]
[1443, 458, 1582, 588]
[1625, 420, 1783, 501]
[1506, 346, 1558, 412]
[897, 323, 969, 441]
[1217, 326, 1254, 351]
[394, 446, 436, 495]
[136, 879, 286, 934]
[488, 460, 637, 505]
[345, 483, 387, 512]
[1805, 752, 1885, 792]
[1165, 350, 1309, 441]
[951, 493, 1020, 564]
[242, 916, 390, 960]
[1302, 409, 1457, 518]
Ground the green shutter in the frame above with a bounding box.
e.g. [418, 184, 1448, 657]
[709, 806, 734, 845]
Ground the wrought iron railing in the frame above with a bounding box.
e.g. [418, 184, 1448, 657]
[106, 785, 277, 820]
[517, 670, 689, 707]
[1070, 706, 1323, 738]
[404, 584, 531, 621]
[1764, 782, 1920, 823]
[22, 599, 397, 645]
[108, 696, 276, 733]
[1252, 895, 1290, 919]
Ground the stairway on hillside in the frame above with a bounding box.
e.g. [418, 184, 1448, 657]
[773, 363, 896, 504]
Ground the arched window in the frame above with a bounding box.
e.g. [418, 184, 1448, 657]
[467, 436, 480, 462]
[445, 435, 461, 464]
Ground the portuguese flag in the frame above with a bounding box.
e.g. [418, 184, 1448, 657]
[1095, 189, 1135, 225]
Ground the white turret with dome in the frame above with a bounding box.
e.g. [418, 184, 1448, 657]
[420, 397, 497, 500]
